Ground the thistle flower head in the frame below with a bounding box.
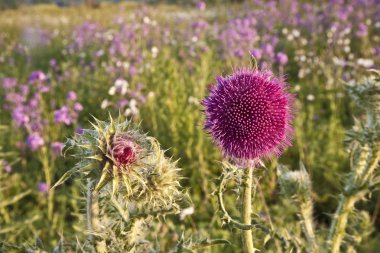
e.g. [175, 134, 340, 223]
[202, 68, 294, 162]
[346, 69, 380, 113]
[55, 115, 185, 211]
[277, 163, 311, 200]
[110, 133, 140, 168]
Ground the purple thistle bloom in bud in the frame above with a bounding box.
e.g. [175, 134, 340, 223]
[28, 70, 47, 83]
[202, 69, 294, 162]
[26, 133, 45, 151]
[277, 52, 288, 65]
[66, 91, 77, 101]
[111, 133, 141, 168]
[38, 182, 49, 193]
[51, 142, 64, 156]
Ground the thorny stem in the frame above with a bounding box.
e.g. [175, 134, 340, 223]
[299, 199, 318, 253]
[242, 167, 255, 253]
[41, 147, 54, 221]
[327, 194, 356, 253]
[87, 180, 107, 253]
[327, 108, 380, 253]
[217, 166, 293, 250]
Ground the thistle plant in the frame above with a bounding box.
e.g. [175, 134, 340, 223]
[277, 163, 317, 253]
[53, 114, 228, 252]
[275, 70, 380, 253]
[202, 67, 294, 253]
[326, 70, 380, 252]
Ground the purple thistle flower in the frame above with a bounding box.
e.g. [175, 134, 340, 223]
[38, 182, 49, 193]
[202, 69, 294, 162]
[26, 133, 45, 151]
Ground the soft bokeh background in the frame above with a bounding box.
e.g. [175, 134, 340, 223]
[0, 0, 379, 252]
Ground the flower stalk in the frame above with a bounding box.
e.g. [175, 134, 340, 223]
[299, 199, 318, 253]
[242, 167, 255, 253]
[87, 180, 107, 253]
[327, 194, 356, 253]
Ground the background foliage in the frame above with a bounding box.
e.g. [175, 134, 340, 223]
[0, 0, 379, 252]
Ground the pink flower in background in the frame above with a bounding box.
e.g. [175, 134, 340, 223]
[51, 142, 64, 156]
[54, 106, 72, 125]
[38, 182, 49, 193]
[26, 133, 45, 151]
[28, 71, 47, 83]
[66, 91, 77, 101]
[277, 52, 288, 65]
[196, 1, 206, 11]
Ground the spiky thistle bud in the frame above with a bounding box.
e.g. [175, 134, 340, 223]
[277, 163, 311, 200]
[346, 69, 380, 114]
[55, 114, 185, 212]
[54, 115, 150, 195]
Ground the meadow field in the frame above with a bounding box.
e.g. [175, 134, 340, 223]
[1, 1, 380, 252]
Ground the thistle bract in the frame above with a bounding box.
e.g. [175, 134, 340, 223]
[277, 164, 311, 199]
[202, 69, 294, 162]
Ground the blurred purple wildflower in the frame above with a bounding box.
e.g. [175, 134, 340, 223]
[28, 71, 47, 83]
[51, 142, 64, 156]
[12, 106, 29, 126]
[38, 182, 49, 193]
[26, 133, 45, 151]
[196, 1, 206, 11]
[2, 77, 17, 89]
[54, 106, 72, 125]
[250, 48, 262, 60]
[66, 91, 77, 101]
[277, 52, 289, 65]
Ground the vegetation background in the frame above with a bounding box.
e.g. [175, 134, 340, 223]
[0, 0, 379, 252]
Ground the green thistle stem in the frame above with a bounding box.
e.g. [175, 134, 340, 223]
[242, 167, 255, 253]
[299, 199, 318, 253]
[327, 194, 356, 253]
[41, 147, 53, 221]
[87, 180, 107, 253]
